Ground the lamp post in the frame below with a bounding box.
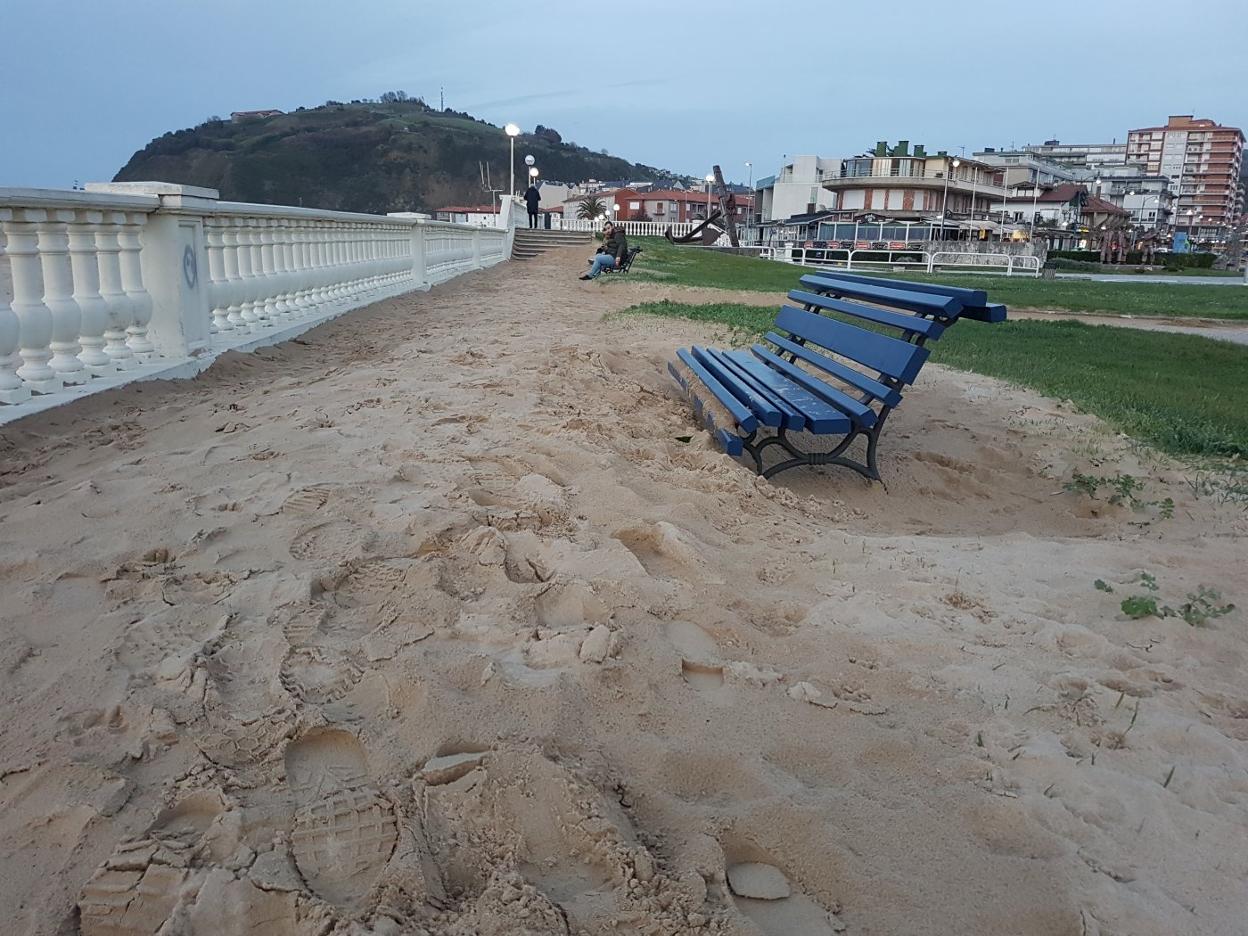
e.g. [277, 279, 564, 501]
[612, 202, 620, 223]
[940, 157, 960, 241]
[505, 123, 520, 197]
[704, 173, 715, 219]
[1030, 180, 1040, 241]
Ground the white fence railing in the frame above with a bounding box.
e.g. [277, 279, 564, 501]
[555, 218, 700, 238]
[755, 244, 1041, 277]
[0, 183, 513, 416]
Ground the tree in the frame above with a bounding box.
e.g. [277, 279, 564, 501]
[576, 195, 606, 220]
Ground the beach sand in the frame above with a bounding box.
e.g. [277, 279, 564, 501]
[1, 248, 1245, 935]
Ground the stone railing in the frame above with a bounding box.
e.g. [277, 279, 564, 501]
[0, 183, 512, 417]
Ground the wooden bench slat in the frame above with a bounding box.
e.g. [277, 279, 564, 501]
[775, 306, 930, 384]
[675, 348, 757, 434]
[706, 349, 808, 430]
[667, 361, 745, 456]
[721, 350, 850, 434]
[788, 289, 946, 339]
[763, 333, 902, 407]
[796, 274, 963, 317]
[751, 347, 877, 428]
[804, 271, 987, 306]
[691, 346, 783, 428]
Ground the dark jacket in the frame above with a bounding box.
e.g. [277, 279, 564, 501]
[603, 228, 628, 261]
[524, 186, 540, 210]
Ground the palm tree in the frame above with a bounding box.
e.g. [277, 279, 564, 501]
[576, 195, 606, 220]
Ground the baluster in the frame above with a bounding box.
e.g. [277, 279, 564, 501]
[118, 212, 155, 357]
[96, 212, 136, 370]
[273, 219, 293, 317]
[37, 210, 86, 384]
[293, 221, 312, 314]
[221, 220, 247, 331]
[203, 217, 232, 335]
[67, 210, 113, 375]
[4, 208, 62, 392]
[0, 218, 31, 403]
[236, 219, 260, 330]
[258, 220, 278, 322]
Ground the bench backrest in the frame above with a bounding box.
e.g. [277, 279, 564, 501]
[763, 270, 994, 417]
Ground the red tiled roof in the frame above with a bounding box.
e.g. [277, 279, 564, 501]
[1083, 195, 1129, 215]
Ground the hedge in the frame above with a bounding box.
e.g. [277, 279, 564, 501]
[1048, 249, 1216, 269]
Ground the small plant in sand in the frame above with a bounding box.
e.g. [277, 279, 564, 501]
[1064, 471, 1174, 519]
[1106, 572, 1236, 626]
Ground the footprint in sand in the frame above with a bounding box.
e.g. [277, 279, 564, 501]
[79, 792, 227, 936]
[288, 518, 374, 563]
[197, 634, 295, 768]
[723, 843, 842, 936]
[284, 728, 399, 907]
[666, 620, 727, 692]
[613, 521, 715, 581]
[279, 484, 337, 515]
[280, 647, 363, 706]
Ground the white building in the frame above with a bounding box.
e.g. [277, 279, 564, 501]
[973, 150, 1079, 188]
[754, 156, 840, 222]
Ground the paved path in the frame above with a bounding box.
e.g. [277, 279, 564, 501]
[1012, 309, 1248, 346]
[1056, 272, 1246, 286]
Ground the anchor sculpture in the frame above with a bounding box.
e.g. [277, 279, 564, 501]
[664, 165, 740, 248]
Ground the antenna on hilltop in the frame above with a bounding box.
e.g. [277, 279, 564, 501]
[440, 86, 444, 110]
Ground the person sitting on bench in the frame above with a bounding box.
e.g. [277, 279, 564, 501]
[580, 222, 628, 280]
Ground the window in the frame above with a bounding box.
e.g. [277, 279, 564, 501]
[629, 201, 640, 209]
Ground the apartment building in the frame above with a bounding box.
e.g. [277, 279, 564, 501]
[819, 141, 1004, 220]
[973, 149, 1079, 188]
[753, 156, 840, 222]
[1021, 140, 1128, 174]
[1126, 115, 1244, 236]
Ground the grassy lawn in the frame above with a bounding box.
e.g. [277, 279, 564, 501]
[621, 237, 1248, 320]
[620, 300, 1248, 460]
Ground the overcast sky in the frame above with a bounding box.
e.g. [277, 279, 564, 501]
[2, 0, 1246, 190]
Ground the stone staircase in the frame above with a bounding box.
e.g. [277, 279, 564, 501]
[512, 228, 594, 260]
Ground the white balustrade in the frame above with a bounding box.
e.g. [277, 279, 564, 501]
[0, 182, 513, 415]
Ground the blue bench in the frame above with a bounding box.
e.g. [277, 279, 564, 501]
[668, 271, 1007, 481]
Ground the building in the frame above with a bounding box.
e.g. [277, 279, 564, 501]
[619, 189, 753, 225]
[230, 109, 284, 121]
[753, 156, 840, 223]
[973, 149, 1080, 188]
[819, 141, 1005, 224]
[986, 183, 1129, 248]
[1088, 170, 1174, 229]
[1021, 140, 1129, 173]
[1126, 115, 1245, 238]
[431, 204, 502, 225]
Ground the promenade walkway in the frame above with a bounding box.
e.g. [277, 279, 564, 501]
[2, 251, 1246, 936]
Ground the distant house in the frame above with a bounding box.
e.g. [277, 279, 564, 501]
[230, 109, 285, 122]
[624, 188, 754, 224]
[432, 204, 502, 226]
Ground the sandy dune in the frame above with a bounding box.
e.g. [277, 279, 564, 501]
[1, 249, 1245, 935]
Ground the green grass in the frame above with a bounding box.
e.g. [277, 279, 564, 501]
[622, 237, 1248, 320]
[620, 300, 1248, 459]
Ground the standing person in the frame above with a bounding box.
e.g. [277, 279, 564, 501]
[524, 184, 541, 229]
[580, 221, 628, 280]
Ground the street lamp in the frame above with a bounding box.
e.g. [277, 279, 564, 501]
[745, 161, 753, 189]
[612, 202, 620, 222]
[705, 173, 715, 219]
[940, 157, 960, 238]
[505, 123, 520, 197]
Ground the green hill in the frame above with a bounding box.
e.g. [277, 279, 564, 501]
[114, 96, 689, 214]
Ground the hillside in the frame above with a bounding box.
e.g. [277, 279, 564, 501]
[114, 97, 688, 214]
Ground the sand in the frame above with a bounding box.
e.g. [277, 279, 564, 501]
[1, 247, 1246, 936]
